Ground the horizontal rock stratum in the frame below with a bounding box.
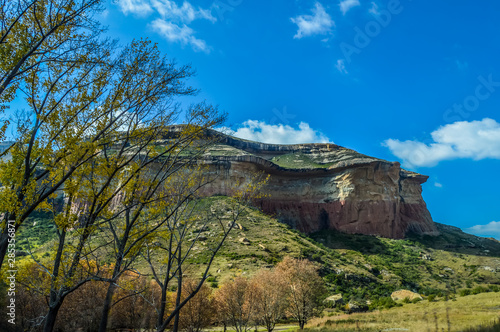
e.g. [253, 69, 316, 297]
[174, 127, 439, 239]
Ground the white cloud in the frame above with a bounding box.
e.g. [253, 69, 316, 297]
[150, 19, 210, 53]
[291, 3, 334, 39]
[151, 0, 216, 23]
[369, 2, 380, 15]
[116, 0, 153, 16]
[434, 182, 443, 188]
[384, 118, 500, 167]
[339, 0, 360, 15]
[335, 59, 348, 74]
[116, 0, 214, 53]
[466, 221, 500, 240]
[230, 120, 331, 144]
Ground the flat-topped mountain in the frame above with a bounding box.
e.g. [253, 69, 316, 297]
[188, 129, 439, 239]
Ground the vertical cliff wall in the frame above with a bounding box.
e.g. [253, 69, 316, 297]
[169, 129, 438, 239]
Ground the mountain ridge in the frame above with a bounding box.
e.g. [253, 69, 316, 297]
[173, 128, 439, 239]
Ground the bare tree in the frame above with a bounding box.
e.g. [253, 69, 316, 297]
[144, 173, 269, 332]
[96, 158, 220, 332]
[108, 272, 158, 330]
[250, 268, 289, 332]
[275, 257, 325, 329]
[177, 279, 214, 332]
[214, 277, 260, 332]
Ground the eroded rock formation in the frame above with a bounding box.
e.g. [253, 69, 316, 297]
[174, 128, 439, 239]
[163, 126, 439, 238]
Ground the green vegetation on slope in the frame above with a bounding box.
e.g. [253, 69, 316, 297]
[18, 197, 500, 306]
[270, 153, 334, 169]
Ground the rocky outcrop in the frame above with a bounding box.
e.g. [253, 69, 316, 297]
[170, 128, 439, 239]
[391, 290, 423, 301]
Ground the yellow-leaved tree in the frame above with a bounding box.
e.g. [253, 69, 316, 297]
[26, 38, 225, 331]
[0, 0, 112, 268]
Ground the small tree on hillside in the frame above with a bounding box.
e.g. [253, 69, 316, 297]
[276, 256, 325, 329]
[214, 277, 259, 332]
[250, 268, 289, 332]
[177, 279, 214, 332]
[108, 273, 157, 330]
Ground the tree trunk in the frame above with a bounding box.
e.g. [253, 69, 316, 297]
[43, 302, 63, 332]
[172, 246, 183, 332]
[98, 280, 118, 332]
[157, 237, 173, 329]
[157, 285, 168, 328]
[0, 229, 9, 269]
[98, 281, 116, 332]
[266, 320, 274, 332]
[0, 212, 17, 269]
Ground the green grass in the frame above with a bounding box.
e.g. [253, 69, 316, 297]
[16, 210, 57, 252]
[464, 320, 500, 332]
[270, 153, 333, 169]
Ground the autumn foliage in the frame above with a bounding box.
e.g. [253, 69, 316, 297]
[2, 256, 324, 331]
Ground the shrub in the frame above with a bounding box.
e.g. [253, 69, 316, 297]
[368, 297, 397, 310]
[459, 289, 471, 296]
[488, 285, 499, 292]
[472, 286, 487, 295]
[427, 294, 436, 302]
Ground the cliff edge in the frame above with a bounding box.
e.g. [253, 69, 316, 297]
[172, 127, 439, 239]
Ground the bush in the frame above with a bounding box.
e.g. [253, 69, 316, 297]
[488, 285, 500, 292]
[427, 294, 436, 302]
[369, 297, 397, 310]
[459, 289, 471, 296]
[472, 286, 487, 295]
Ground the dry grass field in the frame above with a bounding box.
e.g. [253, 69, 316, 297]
[306, 293, 500, 332]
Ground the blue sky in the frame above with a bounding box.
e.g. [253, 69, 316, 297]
[12, 0, 500, 238]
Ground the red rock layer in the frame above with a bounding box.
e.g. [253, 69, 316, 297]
[200, 158, 439, 239]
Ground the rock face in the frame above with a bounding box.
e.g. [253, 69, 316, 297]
[391, 290, 423, 301]
[183, 129, 438, 239]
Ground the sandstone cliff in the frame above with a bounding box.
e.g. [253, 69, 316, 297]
[170, 128, 439, 239]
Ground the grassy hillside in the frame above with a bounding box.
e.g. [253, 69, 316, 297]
[306, 292, 500, 332]
[18, 197, 500, 306]
[202, 199, 499, 302]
